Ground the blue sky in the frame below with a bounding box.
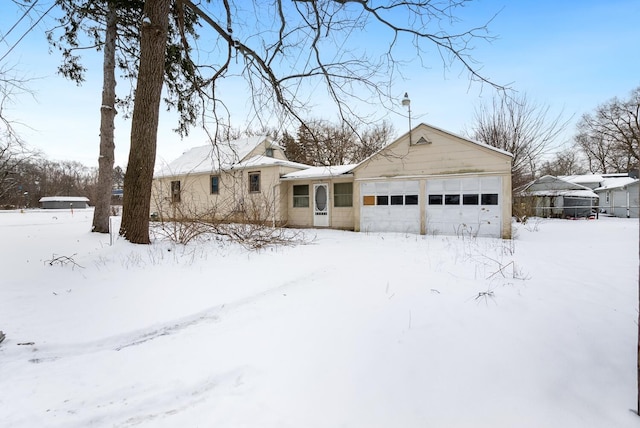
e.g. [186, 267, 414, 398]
[0, 0, 638, 168]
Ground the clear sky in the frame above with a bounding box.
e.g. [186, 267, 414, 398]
[0, 0, 638, 168]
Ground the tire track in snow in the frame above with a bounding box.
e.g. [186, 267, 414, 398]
[14, 268, 324, 364]
[42, 366, 252, 428]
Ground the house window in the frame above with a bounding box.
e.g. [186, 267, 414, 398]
[428, 195, 443, 205]
[249, 172, 260, 193]
[444, 194, 460, 205]
[210, 175, 220, 194]
[170, 180, 181, 203]
[463, 194, 479, 205]
[265, 148, 274, 157]
[334, 183, 353, 207]
[293, 185, 309, 207]
[605, 191, 610, 203]
[481, 193, 499, 205]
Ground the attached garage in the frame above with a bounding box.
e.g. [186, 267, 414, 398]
[353, 123, 513, 239]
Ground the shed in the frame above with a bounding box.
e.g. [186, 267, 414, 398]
[39, 196, 90, 209]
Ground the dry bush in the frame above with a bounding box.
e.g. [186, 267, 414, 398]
[211, 223, 308, 250]
[151, 194, 308, 249]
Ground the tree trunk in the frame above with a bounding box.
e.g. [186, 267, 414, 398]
[91, 3, 117, 234]
[120, 0, 170, 244]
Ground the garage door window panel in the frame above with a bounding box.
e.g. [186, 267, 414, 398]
[390, 195, 404, 205]
[481, 194, 499, 205]
[463, 194, 479, 205]
[445, 194, 460, 205]
[377, 195, 389, 205]
[405, 195, 418, 205]
[428, 195, 443, 205]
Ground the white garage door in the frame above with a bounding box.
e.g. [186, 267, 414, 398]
[360, 181, 420, 233]
[426, 177, 502, 238]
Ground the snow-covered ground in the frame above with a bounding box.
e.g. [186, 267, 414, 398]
[0, 209, 638, 427]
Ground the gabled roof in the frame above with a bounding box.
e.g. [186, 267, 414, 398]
[405, 122, 513, 157]
[519, 175, 598, 198]
[281, 164, 358, 180]
[155, 136, 286, 178]
[353, 122, 512, 173]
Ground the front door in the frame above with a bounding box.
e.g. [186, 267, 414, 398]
[313, 183, 329, 227]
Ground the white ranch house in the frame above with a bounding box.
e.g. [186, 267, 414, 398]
[152, 123, 513, 239]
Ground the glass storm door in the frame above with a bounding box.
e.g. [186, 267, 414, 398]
[313, 183, 329, 227]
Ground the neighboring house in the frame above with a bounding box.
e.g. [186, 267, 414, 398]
[152, 123, 514, 238]
[594, 176, 639, 218]
[517, 176, 598, 218]
[39, 196, 90, 209]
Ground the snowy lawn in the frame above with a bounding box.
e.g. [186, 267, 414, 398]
[0, 209, 638, 427]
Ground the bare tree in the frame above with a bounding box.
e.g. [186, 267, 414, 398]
[538, 148, 587, 177]
[0, 63, 37, 206]
[0, 138, 31, 206]
[575, 86, 640, 174]
[469, 93, 569, 190]
[286, 119, 393, 166]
